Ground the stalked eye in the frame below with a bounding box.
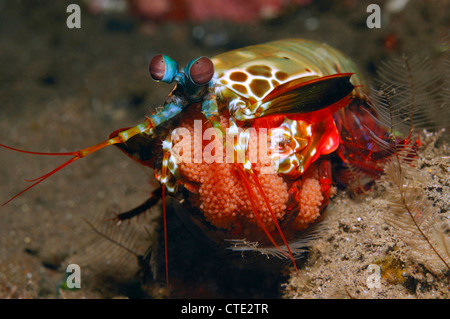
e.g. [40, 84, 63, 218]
[149, 54, 165, 81]
[149, 54, 178, 83]
[187, 57, 214, 85]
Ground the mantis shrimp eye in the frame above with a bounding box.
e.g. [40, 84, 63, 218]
[149, 54, 178, 83]
[149, 54, 166, 81]
[188, 56, 214, 85]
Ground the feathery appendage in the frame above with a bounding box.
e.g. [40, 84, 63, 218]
[366, 50, 450, 274]
[65, 205, 160, 281]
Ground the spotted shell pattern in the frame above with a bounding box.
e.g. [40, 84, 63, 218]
[212, 38, 364, 105]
